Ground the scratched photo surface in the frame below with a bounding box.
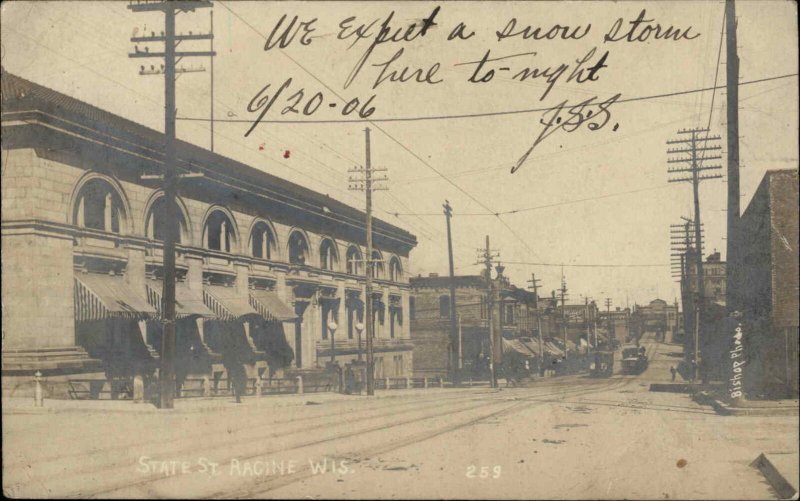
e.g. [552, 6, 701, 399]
[1, 0, 798, 499]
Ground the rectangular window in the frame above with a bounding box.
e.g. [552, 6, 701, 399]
[439, 296, 450, 318]
[409, 296, 416, 320]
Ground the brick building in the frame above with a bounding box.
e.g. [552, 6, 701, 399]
[730, 169, 798, 398]
[1, 70, 416, 396]
[408, 267, 538, 379]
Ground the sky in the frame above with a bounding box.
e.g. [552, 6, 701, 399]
[1, 0, 797, 308]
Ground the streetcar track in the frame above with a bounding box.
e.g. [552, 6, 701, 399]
[221, 378, 633, 498]
[82, 379, 627, 499]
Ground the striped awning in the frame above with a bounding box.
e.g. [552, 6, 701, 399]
[249, 290, 296, 322]
[203, 285, 259, 321]
[146, 280, 216, 319]
[502, 338, 539, 358]
[544, 341, 565, 357]
[74, 274, 156, 322]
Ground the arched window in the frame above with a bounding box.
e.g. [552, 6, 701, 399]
[389, 256, 402, 282]
[251, 221, 275, 260]
[146, 197, 186, 244]
[346, 246, 362, 275]
[371, 250, 384, 279]
[73, 179, 125, 233]
[288, 231, 309, 265]
[204, 210, 235, 252]
[439, 295, 450, 318]
[319, 239, 337, 270]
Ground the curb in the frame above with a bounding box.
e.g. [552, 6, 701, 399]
[750, 453, 799, 500]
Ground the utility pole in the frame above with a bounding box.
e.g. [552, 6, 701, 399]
[605, 298, 613, 343]
[209, 10, 214, 152]
[668, 128, 721, 381]
[584, 297, 590, 355]
[559, 271, 568, 360]
[725, 0, 741, 314]
[348, 128, 387, 396]
[477, 236, 499, 388]
[527, 273, 544, 376]
[443, 200, 458, 385]
[128, 0, 213, 409]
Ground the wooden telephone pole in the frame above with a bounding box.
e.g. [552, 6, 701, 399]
[527, 273, 544, 376]
[348, 128, 387, 396]
[443, 200, 458, 384]
[128, 0, 214, 409]
[668, 128, 721, 380]
[478, 237, 499, 388]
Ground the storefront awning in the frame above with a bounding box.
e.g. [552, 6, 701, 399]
[502, 338, 539, 358]
[146, 280, 216, 319]
[518, 337, 542, 357]
[203, 285, 259, 321]
[544, 341, 565, 357]
[249, 290, 297, 322]
[74, 273, 156, 322]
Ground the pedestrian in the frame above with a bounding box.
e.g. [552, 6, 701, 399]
[228, 362, 246, 403]
[670, 366, 677, 382]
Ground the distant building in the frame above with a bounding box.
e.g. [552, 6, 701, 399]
[630, 299, 679, 342]
[729, 169, 798, 398]
[598, 307, 631, 343]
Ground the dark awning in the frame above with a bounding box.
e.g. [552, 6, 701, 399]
[74, 273, 156, 322]
[146, 280, 216, 319]
[249, 290, 297, 322]
[203, 285, 259, 320]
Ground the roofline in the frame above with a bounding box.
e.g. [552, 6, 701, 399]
[0, 70, 417, 252]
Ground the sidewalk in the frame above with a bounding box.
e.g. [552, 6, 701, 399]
[2, 385, 477, 415]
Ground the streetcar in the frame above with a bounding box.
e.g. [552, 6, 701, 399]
[590, 350, 614, 378]
[620, 345, 648, 374]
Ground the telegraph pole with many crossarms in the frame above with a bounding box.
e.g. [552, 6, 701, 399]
[559, 272, 569, 360]
[128, 0, 214, 409]
[667, 128, 721, 381]
[348, 128, 387, 396]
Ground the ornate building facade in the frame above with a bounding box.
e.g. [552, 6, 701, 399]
[1, 71, 416, 396]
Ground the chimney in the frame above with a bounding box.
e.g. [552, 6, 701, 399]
[428, 272, 439, 278]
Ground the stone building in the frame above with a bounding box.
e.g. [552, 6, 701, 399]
[729, 169, 798, 398]
[630, 299, 679, 342]
[1, 71, 416, 396]
[408, 267, 537, 380]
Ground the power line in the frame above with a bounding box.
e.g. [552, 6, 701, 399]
[388, 184, 675, 216]
[215, 1, 544, 262]
[175, 73, 798, 124]
[499, 261, 671, 268]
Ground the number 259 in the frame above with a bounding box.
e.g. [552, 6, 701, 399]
[466, 465, 501, 479]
